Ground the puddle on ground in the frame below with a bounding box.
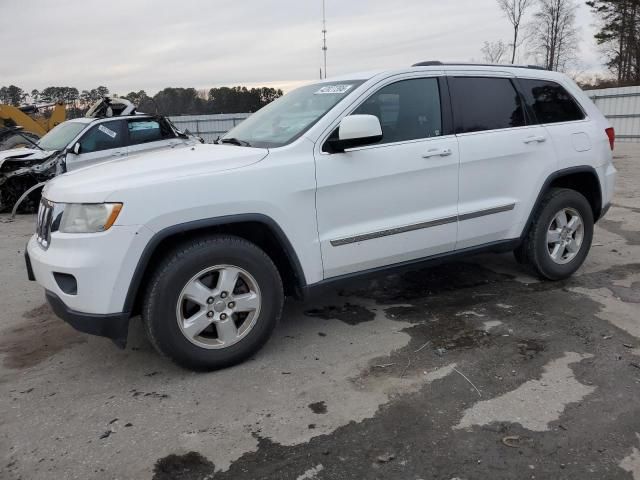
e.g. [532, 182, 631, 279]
[599, 218, 640, 245]
[0, 303, 85, 369]
[153, 451, 215, 480]
[610, 282, 640, 303]
[517, 339, 546, 359]
[304, 303, 375, 325]
[308, 401, 327, 414]
[343, 262, 514, 303]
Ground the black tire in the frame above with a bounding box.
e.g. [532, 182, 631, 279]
[518, 188, 594, 280]
[142, 235, 284, 370]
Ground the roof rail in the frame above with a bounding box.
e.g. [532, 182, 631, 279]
[412, 61, 443, 66]
[411, 61, 547, 71]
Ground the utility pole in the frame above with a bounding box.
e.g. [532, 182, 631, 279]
[322, 0, 327, 79]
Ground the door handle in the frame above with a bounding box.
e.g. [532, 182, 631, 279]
[110, 151, 126, 157]
[422, 148, 452, 158]
[523, 136, 547, 144]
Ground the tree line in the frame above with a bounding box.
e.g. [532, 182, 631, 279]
[484, 0, 640, 87]
[0, 84, 283, 117]
[587, 0, 640, 83]
[483, 0, 580, 72]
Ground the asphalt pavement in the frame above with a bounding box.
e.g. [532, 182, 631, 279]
[1, 144, 639, 480]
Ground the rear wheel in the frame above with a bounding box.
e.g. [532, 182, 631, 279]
[518, 188, 594, 280]
[142, 235, 284, 370]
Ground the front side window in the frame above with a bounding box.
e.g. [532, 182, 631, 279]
[450, 77, 525, 134]
[79, 120, 125, 153]
[352, 77, 442, 145]
[220, 80, 364, 148]
[519, 79, 585, 124]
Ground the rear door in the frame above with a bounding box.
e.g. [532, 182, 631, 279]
[449, 74, 558, 249]
[517, 78, 595, 171]
[65, 119, 127, 171]
[126, 117, 183, 156]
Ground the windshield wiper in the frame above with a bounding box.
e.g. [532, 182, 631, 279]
[218, 137, 251, 147]
[6, 127, 46, 151]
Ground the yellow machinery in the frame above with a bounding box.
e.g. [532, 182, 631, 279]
[0, 102, 66, 150]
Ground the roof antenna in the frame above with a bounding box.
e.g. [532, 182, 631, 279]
[321, 0, 327, 79]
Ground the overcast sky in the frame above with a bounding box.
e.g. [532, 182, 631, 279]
[0, 0, 603, 95]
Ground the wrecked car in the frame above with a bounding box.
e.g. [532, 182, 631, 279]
[0, 97, 202, 213]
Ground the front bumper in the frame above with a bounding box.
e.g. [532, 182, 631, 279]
[45, 290, 129, 348]
[26, 224, 153, 313]
[26, 224, 154, 347]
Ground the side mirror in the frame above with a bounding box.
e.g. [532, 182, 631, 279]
[326, 114, 383, 153]
[72, 142, 81, 155]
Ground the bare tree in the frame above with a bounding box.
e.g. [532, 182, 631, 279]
[481, 40, 508, 63]
[528, 0, 579, 71]
[497, 0, 534, 63]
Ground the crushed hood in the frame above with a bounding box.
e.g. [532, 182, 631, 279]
[0, 148, 55, 168]
[43, 143, 269, 203]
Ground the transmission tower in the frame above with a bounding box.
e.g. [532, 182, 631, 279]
[322, 0, 327, 79]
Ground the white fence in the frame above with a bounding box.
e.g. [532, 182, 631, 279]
[168, 113, 251, 143]
[585, 86, 640, 143]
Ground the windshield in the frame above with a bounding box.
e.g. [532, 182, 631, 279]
[37, 122, 87, 151]
[221, 80, 365, 148]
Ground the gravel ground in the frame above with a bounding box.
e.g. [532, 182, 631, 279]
[1, 144, 639, 480]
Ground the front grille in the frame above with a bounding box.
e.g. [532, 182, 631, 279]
[36, 198, 54, 249]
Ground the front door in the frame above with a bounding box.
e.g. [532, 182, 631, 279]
[315, 76, 460, 279]
[66, 119, 127, 171]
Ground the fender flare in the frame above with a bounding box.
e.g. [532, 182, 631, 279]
[520, 165, 603, 241]
[121, 213, 307, 314]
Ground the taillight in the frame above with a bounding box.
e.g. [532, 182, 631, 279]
[605, 127, 615, 151]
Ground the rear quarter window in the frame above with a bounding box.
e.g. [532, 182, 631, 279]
[519, 79, 585, 124]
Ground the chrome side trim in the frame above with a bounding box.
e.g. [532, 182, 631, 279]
[329, 203, 516, 247]
[330, 215, 457, 247]
[458, 203, 515, 221]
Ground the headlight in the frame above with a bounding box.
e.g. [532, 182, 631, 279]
[59, 203, 123, 233]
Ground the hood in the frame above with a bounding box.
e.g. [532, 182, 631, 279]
[43, 143, 268, 203]
[0, 148, 55, 168]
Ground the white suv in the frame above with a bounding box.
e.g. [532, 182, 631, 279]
[26, 62, 617, 370]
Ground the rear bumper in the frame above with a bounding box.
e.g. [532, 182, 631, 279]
[45, 290, 130, 348]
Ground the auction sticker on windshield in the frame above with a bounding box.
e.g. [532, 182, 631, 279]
[314, 84, 353, 95]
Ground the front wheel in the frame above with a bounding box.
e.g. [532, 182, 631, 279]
[518, 188, 594, 280]
[142, 235, 284, 370]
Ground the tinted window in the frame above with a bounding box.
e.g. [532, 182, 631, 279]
[79, 121, 125, 153]
[352, 78, 442, 145]
[520, 79, 585, 124]
[450, 77, 525, 134]
[128, 119, 174, 144]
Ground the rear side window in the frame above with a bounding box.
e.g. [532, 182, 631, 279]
[128, 119, 174, 144]
[519, 79, 585, 124]
[450, 77, 525, 134]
